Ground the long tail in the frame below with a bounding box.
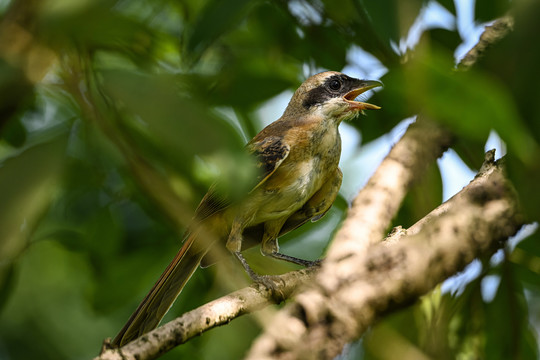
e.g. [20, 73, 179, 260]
[112, 234, 205, 347]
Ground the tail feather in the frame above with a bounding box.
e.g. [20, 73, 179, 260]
[112, 234, 204, 347]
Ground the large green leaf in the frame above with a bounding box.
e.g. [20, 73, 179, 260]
[101, 70, 244, 157]
[0, 137, 66, 263]
[185, 0, 257, 63]
[39, 2, 156, 64]
[303, 25, 349, 70]
[100, 69, 256, 197]
[384, 49, 538, 167]
[0, 136, 67, 307]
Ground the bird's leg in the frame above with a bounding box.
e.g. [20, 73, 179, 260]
[226, 217, 265, 280]
[232, 251, 261, 281]
[227, 218, 286, 295]
[226, 218, 259, 279]
[266, 250, 322, 267]
[261, 220, 321, 268]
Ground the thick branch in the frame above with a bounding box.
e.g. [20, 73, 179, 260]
[327, 118, 452, 265]
[246, 154, 523, 360]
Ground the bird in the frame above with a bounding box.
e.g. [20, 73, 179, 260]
[111, 71, 382, 347]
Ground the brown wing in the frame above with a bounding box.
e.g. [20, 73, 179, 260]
[248, 136, 290, 192]
[192, 136, 290, 223]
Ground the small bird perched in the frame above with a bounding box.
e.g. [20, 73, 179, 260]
[112, 71, 382, 346]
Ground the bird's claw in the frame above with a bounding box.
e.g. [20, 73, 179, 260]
[306, 258, 323, 267]
[252, 274, 286, 301]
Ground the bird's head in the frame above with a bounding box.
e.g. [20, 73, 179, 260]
[286, 71, 382, 122]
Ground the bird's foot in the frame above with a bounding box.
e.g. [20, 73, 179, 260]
[251, 274, 286, 301]
[233, 251, 285, 299]
[306, 258, 323, 267]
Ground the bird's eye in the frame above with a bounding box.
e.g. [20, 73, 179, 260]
[329, 79, 341, 91]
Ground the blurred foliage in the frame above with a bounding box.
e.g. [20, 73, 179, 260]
[0, 0, 538, 359]
[363, 250, 539, 360]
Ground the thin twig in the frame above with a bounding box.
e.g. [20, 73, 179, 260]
[94, 269, 315, 360]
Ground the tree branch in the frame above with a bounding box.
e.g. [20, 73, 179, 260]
[246, 152, 523, 360]
[326, 118, 452, 263]
[458, 16, 514, 70]
[95, 269, 315, 360]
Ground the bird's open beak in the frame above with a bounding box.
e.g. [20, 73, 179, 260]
[344, 80, 383, 111]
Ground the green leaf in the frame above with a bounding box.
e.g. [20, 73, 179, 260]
[101, 69, 244, 157]
[385, 49, 539, 168]
[485, 262, 539, 360]
[446, 277, 486, 358]
[100, 69, 257, 196]
[419, 28, 461, 52]
[185, 0, 257, 63]
[0, 262, 16, 311]
[0, 137, 67, 264]
[0, 59, 35, 133]
[363, 307, 421, 359]
[190, 71, 294, 109]
[303, 25, 349, 70]
[0, 240, 108, 359]
[470, 2, 540, 220]
[506, 154, 540, 221]
[40, 2, 156, 64]
[515, 230, 540, 257]
[361, 0, 426, 44]
[511, 231, 540, 291]
[0, 117, 27, 147]
[474, 3, 540, 147]
[0, 136, 67, 314]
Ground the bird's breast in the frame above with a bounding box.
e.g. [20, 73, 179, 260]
[251, 127, 341, 223]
